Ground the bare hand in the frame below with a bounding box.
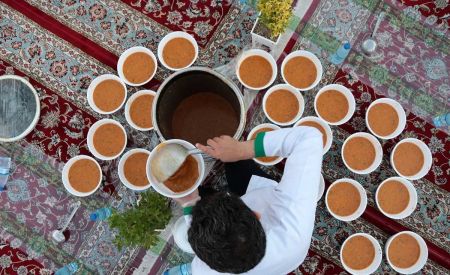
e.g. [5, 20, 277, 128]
[174, 188, 200, 207]
[196, 136, 254, 162]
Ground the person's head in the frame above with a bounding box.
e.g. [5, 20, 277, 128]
[188, 192, 266, 273]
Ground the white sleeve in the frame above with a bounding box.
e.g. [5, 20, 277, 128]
[191, 127, 323, 275]
[262, 127, 323, 201]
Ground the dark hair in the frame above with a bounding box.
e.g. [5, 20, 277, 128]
[188, 192, 266, 273]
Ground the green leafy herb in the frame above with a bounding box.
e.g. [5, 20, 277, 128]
[108, 191, 172, 250]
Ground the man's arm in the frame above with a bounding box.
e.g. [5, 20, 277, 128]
[196, 136, 255, 162]
[259, 127, 323, 200]
[196, 127, 323, 200]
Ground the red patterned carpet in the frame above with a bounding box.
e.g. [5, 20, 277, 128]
[0, 0, 448, 274]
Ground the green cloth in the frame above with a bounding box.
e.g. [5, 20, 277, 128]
[183, 206, 193, 215]
[254, 132, 266, 158]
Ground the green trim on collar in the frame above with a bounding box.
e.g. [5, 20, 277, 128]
[183, 206, 193, 216]
[254, 132, 266, 158]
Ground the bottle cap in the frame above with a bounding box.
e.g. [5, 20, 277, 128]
[344, 42, 351, 49]
[90, 213, 98, 221]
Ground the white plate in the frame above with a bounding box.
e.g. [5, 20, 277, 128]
[172, 216, 195, 254]
[317, 174, 325, 201]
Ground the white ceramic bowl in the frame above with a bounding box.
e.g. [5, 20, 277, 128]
[375, 177, 417, 220]
[124, 90, 156, 131]
[295, 116, 333, 154]
[263, 84, 304, 126]
[87, 119, 127, 160]
[62, 155, 102, 197]
[385, 231, 428, 274]
[390, 138, 432, 180]
[340, 233, 383, 275]
[314, 84, 356, 125]
[281, 50, 323, 91]
[173, 216, 195, 254]
[317, 174, 325, 201]
[87, 74, 127, 115]
[236, 49, 277, 90]
[247, 123, 283, 166]
[118, 148, 152, 191]
[157, 31, 199, 71]
[325, 178, 367, 222]
[366, 98, 406, 140]
[117, 46, 157, 86]
[341, 132, 383, 174]
[147, 139, 205, 198]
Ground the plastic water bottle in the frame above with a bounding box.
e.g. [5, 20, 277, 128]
[330, 42, 351, 65]
[0, 157, 11, 191]
[90, 208, 112, 221]
[433, 113, 450, 127]
[55, 263, 79, 275]
[163, 263, 192, 275]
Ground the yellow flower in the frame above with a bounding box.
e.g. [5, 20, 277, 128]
[257, 0, 293, 38]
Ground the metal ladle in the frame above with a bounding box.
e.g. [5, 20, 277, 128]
[362, 12, 385, 55]
[51, 201, 81, 243]
[151, 143, 205, 183]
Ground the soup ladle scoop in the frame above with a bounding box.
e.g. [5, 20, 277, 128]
[362, 12, 385, 56]
[51, 201, 81, 243]
[151, 143, 209, 183]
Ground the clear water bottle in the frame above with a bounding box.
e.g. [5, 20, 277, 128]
[163, 263, 192, 275]
[55, 263, 79, 275]
[0, 157, 11, 191]
[433, 113, 450, 127]
[330, 42, 351, 65]
[90, 208, 112, 221]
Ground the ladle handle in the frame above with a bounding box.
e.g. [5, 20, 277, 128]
[187, 149, 203, 155]
[188, 148, 216, 161]
[371, 12, 385, 38]
[61, 201, 81, 231]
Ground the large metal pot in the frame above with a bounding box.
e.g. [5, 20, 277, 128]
[153, 67, 246, 143]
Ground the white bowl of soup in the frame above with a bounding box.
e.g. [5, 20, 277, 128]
[236, 49, 277, 90]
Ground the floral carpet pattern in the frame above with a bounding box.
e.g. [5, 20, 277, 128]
[0, 0, 448, 274]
